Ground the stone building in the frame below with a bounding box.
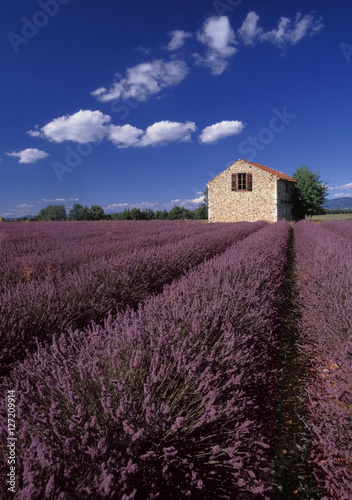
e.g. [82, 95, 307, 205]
[207, 159, 296, 223]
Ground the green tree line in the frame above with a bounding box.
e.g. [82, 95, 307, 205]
[7, 201, 208, 222]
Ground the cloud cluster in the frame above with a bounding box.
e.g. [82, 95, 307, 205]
[6, 148, 49, 164]
[27, 110, 245, 149]
[90, 11, 323, 102]
[166, 195, 204, 208]
[91, 60, 189, 102]
[195, 16, 237, 74]
[27, 110, 198, 149]
[106, 195, 204, 212]
[335, 182, 352, 191]
[238, 11, 323, 47]
[10, 12, 324, 166]
[329, 183, 352, 197]
[106, 201, 158, 211]
[108, 121, 196, 148]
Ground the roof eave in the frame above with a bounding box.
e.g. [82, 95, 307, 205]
[207, 159, 296, 184]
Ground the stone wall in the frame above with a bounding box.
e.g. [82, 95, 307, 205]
[208, 160, 278, 223]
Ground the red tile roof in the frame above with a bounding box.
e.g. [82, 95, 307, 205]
[208, 159, 297, 183]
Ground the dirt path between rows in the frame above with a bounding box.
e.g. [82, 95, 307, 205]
[272, 227, 320, 499]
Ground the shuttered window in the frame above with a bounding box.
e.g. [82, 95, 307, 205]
[232, 173, 253, 191]
[247, 173, 252, 191]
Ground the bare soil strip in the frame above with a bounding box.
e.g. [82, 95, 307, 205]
[272, 227, 320, 499]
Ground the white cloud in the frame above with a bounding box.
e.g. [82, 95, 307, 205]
[238, 11, 324, 48]
[139, 120, 196, 147]
[199, 120, 245, 144]
[333, 193, 352, 198]
[237, 12, 262, 46]
[107, 120, 196, 148]
[167, 30, 192, 51]
[91, 60, 189, 102]
[106, 203, 129, 210]
[106, 201, 158, 211]
[6, 148, 49, 164]
[335, 183, 352, 191]
[16, 204, 34, 208]
[174, 196, 204, 204]
[28, 110, 110, 144]
[108, 124, 144, 148]
[163, 195, 205, 210]
[195, 16, 237, 74]
[106, 197, 204, 212]
[41, 198, 79, 202]
[28, 110, 196, 149]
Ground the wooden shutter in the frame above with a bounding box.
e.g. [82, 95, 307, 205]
[231, 173, 237, 191]
[247, 173, 253, 191]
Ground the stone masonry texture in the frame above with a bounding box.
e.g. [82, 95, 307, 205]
[207, 159, 296, 223]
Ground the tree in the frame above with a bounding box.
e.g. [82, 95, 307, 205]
[69, 204, 84, 221]
[194, 186, 209, 220]
[180, 207, 194, 219]
[38, 204, 66, 221]
[69, 204, 100, 221]
[194, 204, 207, 220]
[88, 205, 105, 221]
[130, 208, 142, 220]
[292, 166, 329, 219]
[168, 206, 184, 220]
[118, 209, 131, 220]
[203, 186, 208, 212]
[141, 208, 154, 220]
[81, 205, 90, 221]
[154, 210, 168, 220]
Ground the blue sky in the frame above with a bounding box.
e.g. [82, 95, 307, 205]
[1, 0, 352, 217]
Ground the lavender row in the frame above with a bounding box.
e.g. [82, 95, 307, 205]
[0, 222, 291, 499]
[322, 219, 352, 243]
[0, 222, 266, 375]
[295, 221, 352, 499]
[1, 221, 192, 257]
[0, 221, 216, 286]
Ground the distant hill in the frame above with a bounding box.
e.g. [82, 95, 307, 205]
[323, 197, 352, 210]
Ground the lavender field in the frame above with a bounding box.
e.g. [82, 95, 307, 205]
[0, 220, 351, 499]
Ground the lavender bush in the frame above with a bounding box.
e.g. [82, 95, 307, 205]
[295, 220, 352, 499]
[0, 222, 290, 499]
[0, 221, 266, 375]
[0, 221, 217, 286]
[322, 219, 352, 243]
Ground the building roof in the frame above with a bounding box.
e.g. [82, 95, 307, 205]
[207, 159, 297, 184]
